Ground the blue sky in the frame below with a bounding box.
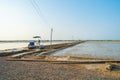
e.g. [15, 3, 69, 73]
[0, 0, 120, 40]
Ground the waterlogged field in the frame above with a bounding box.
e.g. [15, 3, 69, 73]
[51, 41, 120, 60]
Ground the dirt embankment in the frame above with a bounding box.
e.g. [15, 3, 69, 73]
[39, 41, 85, 55]
[0, 57, 120, 80]
[0, 41, 83, 57]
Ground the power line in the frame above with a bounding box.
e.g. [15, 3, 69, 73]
[29, 0, 50, 26]
[29, 0, 54, 41]
[30, 0, 40, 16]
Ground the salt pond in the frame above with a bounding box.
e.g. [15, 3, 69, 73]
[0, 41, 71, 50]
[50, 41, 120, 60]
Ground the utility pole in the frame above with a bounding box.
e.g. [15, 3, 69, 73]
[50, 28, 53, 49]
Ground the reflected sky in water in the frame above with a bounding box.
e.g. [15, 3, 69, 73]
[51, 41, 120, 60]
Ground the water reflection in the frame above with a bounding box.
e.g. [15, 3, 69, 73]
[51, 41, 120, 60]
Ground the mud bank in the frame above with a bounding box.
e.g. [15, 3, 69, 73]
[0, 41, 83, 57]
[0, 57, 120, 80]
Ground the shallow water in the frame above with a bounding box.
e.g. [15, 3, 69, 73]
[50, 41, 120, 60]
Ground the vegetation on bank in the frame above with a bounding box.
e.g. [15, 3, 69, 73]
[86, 40, 120, 42]
[0, 40, 79, 43]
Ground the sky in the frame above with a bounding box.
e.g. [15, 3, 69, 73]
[0, 0, 120, 40]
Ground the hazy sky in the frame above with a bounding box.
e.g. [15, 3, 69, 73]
[0, 0, 120, 40]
